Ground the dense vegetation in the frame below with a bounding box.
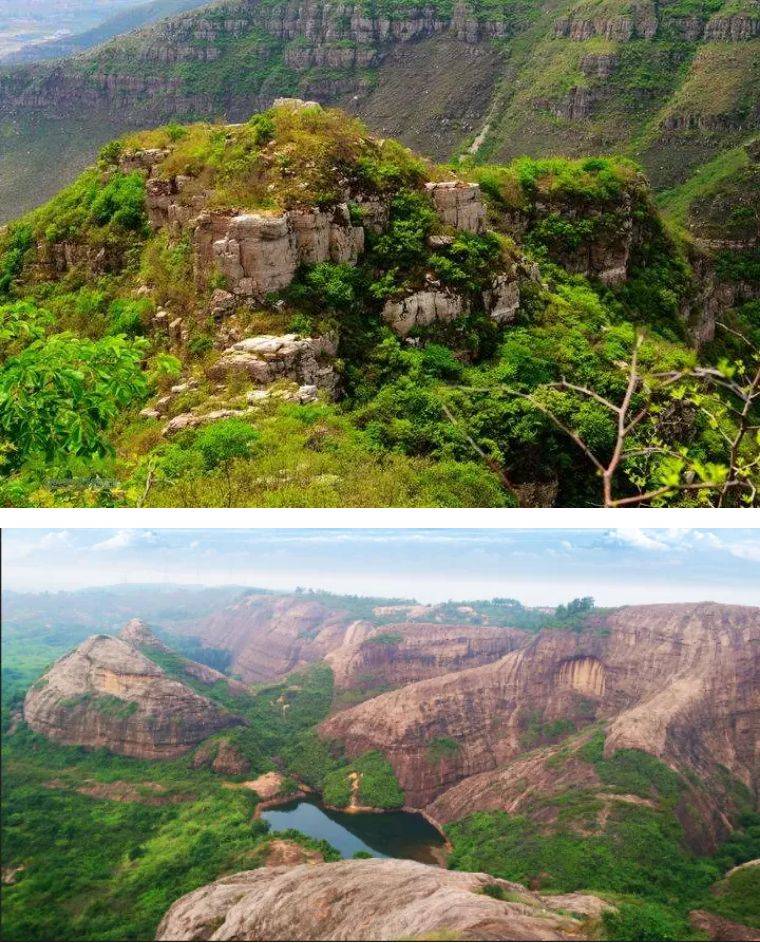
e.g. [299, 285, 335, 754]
[446, 737, 760, 940]
[323, 750, 405, 809]
[0, 105, 756, 508]
[3, 620, 758, 941]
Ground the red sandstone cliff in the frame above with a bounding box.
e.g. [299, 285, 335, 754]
[319, 603, 760, 832]
[23, 633, 242, 758]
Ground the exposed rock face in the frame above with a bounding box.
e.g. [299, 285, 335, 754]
[690, 910, 760, 941]
[426, 734, 604, 825]
[119, 618, 172, 653]
[192, 594, 361, 683]
[382, 288, 466, 336]
[381, 272, 519, 336]
[194, 205, 364, 298]
[206, 333, 338, 395]
[118, 619, 251, 696]
[484, 274, 521, 323]
[263, 839, 324, 867]
[23, 635, 240, 758]
[193, 737, 251, 775]
[155, 858, 610, 941]
[246, 770, 285, 800]
[425, 181, 486, 233]
[325, 622, 528, 692]
[319, 603, 760, 833]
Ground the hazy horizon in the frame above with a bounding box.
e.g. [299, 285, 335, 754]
[3, 528, 759, 607]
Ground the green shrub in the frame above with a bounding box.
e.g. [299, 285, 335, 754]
[323, 751, 404, 809]
[427, 737, 461, 763]
[0, 301, 54, 357]
[0, 225, 34, 296]
[106, 298, 151, 337]
[603, 901, 689, 941]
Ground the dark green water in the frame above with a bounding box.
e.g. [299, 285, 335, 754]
[260, 797, 446, 864]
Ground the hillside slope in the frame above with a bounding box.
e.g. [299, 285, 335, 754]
[0, 0, 758, 221]
[23, 630, 242, 757]
[1, 102, 758, 508]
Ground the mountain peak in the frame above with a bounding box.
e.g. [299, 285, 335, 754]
[23, 632, 239, 758]
[118, 618, 171, 652]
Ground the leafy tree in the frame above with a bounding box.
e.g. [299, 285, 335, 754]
[193, 419, 260, 506]
[0, 333, 147, 468]
[0, 301, 54, 358]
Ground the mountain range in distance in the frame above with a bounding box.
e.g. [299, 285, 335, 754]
[1, 0, 758, 222]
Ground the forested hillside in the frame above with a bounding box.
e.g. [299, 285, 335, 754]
[1, 103, 757, 507]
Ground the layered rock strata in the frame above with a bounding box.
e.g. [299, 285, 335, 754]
[325, 622, 528, 691]
[320, 603, 760, 817]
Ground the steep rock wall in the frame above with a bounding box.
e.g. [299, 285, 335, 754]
[23, 634, 240, 758]
[319, 603, 760, 810]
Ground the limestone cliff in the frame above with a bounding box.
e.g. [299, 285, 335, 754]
[319, 603, 760, 833]
[23, 634, 242, 758]
[1, 0, 758, 222]
[155, 857, 611, 941]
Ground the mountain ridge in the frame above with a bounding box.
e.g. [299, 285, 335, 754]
[1, 0, 757, 221]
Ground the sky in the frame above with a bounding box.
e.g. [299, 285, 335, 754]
[2, 528, 759, 606]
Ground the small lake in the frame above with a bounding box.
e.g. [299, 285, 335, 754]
[260, 797, 447, 865]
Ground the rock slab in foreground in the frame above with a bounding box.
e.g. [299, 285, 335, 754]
[156, 857, 609, 941]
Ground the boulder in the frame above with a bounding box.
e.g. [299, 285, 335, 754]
[206, 333, 338, 394]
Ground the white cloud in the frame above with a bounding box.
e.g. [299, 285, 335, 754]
[728, 543, 760, 563]
[610, 528, 670, 552]
[91, 530, 156, 552]
[37, 530, 73, 550]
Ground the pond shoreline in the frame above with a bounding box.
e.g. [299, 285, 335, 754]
[257, 790, 451, 864]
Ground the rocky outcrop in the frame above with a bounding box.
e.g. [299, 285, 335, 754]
[118, 619, 251, 696]
[206, 333, 338, 394]
[119, 618, 172, 652]
[484, 273, 521, 323]
[194, 205, 364, 298]
[193, 737, 251, 775]
[703, 14, 760, 42]
[426, 734, 603, 825]
[325, 622, 528, 692]
[382, 274, 520, 336]
[319, 603, 760, 834]
[23, 635, 241, 758]
[192, 593, 362, 683]
[552, 8, 658, 41]
[425, 181, 486, 233]
[382, 288, 466, 336]
[155, 857, 611, 941]
[690, 910, 760, 941]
